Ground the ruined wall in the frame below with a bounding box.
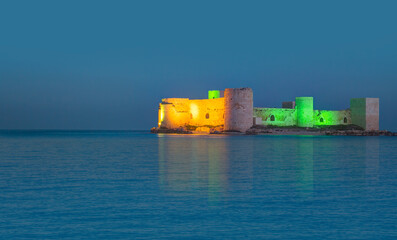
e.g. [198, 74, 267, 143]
[253, 108, 297, 126]
[282, 101, 295, 109]
[224, 88, 253, 132]
[158, 97, 225, 130]
[313, 110, 351, 126]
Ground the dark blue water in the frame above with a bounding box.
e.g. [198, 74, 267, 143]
[0, 131, 396, 239]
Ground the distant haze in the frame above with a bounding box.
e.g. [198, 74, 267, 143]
[1, 1, 396, 131]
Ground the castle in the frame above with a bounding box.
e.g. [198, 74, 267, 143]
[156, 88, 379, 133]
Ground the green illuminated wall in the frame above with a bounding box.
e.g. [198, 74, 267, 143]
[208, 90, 221, 99]
[254, 97, 351, 128]
[313, 110, 351, 126]
[253, 108, 297, 126]
[225, 91, 352, 128]
[296, 97, 314, 127]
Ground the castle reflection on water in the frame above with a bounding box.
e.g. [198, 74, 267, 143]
[158, 135, 380, 203]
[158, 134, 230, 203]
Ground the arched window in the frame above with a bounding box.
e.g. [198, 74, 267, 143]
[320, 118, 323, 123]
[206, 113, 209, 119]
[270, 115, 275, 121]
[344, 117, 347, 123]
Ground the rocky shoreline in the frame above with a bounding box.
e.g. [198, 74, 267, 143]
[151, 126, 397, 136]
[245, 128, 397, 136]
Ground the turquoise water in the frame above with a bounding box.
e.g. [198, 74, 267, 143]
[0, 131, 396, 239]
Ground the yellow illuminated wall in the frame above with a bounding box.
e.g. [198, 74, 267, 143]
[158, 97, 225, 130]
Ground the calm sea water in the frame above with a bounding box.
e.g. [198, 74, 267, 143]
[0, 131, 396, 239]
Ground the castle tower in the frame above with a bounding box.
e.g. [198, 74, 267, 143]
[158, 103, 176, 129]
[350, 98, 379, 130]
[208, 90, 221, 99]
[224, 88, 253, 132]
[296, 97, 314, 127]
[158, 101, 189, 129]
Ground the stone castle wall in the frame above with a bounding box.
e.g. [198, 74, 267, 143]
[253, 108, 297, 126]
[159, 97, 225, 131]
[253, 108, 351, 127]
[157, 89, 379, 132]
[313, 110, 351, 126]
[254, 96, 352, 128]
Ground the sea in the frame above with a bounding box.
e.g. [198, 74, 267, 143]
[0, 130, 396, 239]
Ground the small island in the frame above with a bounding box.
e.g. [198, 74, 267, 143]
[151, 88, 396, 136]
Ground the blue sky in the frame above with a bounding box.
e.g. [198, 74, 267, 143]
[1, 0, 396, 130]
